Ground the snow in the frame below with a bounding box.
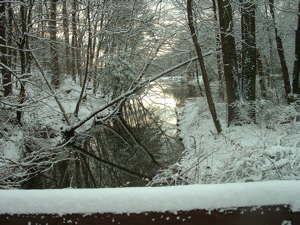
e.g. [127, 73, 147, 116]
[149, 96, 300, 185]
[1, 71, 300, 215]
[0, 180, 299, 215]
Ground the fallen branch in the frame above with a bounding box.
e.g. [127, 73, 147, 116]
[30, 47, 71, 126]
[68, 143, 150, 180]
[63, 56, 198, 137]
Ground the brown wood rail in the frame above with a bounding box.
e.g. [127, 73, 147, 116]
[1, 205, 299, 225]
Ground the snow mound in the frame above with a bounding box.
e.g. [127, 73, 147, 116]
[150, 97, 300, 186]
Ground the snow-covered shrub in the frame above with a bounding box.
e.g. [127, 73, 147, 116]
[256, 100, 300, 128]
[0, 144, 66, 188]
[147, 163, 193, 186]
[233, 100, 256, 124]
[0, 118, 66, 188]
[98, 59, 137, 99]
[214, 146, 300, 183]
[149, 96, 300, 186]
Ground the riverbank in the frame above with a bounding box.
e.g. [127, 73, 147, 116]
[2, 75, 300, 188]
[150, 96, 300, 185]
[0, 76, 193, 188]
[0, 76, 108, 188]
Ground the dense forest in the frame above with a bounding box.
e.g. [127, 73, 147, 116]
[0, 0, 299, 189]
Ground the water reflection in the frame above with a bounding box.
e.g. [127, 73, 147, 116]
[21, 81, 200, 189]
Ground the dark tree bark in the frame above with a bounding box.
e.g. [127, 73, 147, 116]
[240, 0, 257, 121]
[217, 0, 239, 126]
[71, 0, 82, 85]
[16, 0, 33, 125]
[62, 0, 71, 75]
[7, 1, 14, 81]
[212, 0, 224, 101]
[187, 0, 222, 134]
[269, 0, 291, 103]
[71, 0, 78, 83]
[0, 1, 12, 97]
[49, 0, 60, 88]
[74, 2, 92, 116]
[292, 1, 300, 95]
[257, 51, 267, 98]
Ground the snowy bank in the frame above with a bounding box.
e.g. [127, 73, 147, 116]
[0, 180, 299, 215]
[153, 96, 300, 185]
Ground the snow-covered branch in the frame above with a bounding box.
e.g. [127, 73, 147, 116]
[63, 56, 198, 137]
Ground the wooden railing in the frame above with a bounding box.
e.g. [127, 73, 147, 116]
[1, 181, 299, 224]
[1, 205, 299, 225]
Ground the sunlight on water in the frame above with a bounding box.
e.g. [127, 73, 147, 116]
[141, 85, 178, 125]
[142, 86, 177, 108]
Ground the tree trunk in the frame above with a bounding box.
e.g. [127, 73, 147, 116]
[16, 0, 33, 125]
[62, 0, 71, 75]
[292, 1, 300, 95]
[71, 0, 77, 83]
[74, 2, 92, 116]
[49, 0, 60, 88]
[240, 0, 257, 121]
[212, 0, 224, 101]
[257, 51, 267, 98]
[0, 1, 12, 97]
[269, 0, 291, 103]
[187, 0, 222, 134]
[217, 0, 239, 126]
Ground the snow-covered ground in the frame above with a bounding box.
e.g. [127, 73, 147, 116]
[1, 75, 300, 214]
[0, 180, 299, 215]
[0, 76, 109, 187]
[150, 96, 300, 185]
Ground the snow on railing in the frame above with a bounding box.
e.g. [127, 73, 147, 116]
[0, 180, 299, 224]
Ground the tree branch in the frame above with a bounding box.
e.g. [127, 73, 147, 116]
[68, 143, 150, 180]
[30, 48, 71, 126]
[63, 56, 199, 137]
[187, 0, 222, 133]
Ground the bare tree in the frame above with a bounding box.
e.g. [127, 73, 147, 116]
[187, 0, 222, 134]
[74, 1, 92, 116]
[62, 0, 71, 75]
[217, 0, 239, 126]
[292, 1, 300, 95]
[16, 0, 34, 124]
[71, 0, 78, 82]
[49, 0, 60, 88]
[269, 0, 291, 103]
[0, 0, 12, 97]
[212, 0, 224, 101]
[240, 0, 257, 121]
